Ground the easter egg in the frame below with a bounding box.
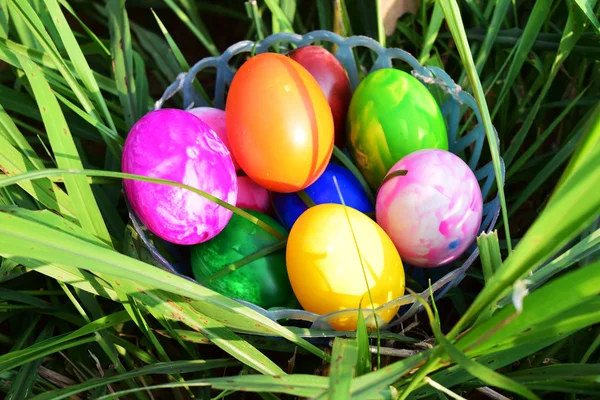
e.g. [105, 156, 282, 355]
[226, 52, 335, 193]
[347, 68, 449, 189]
[188, 107, 239, 169]
[272, 163, 373, 230]
[289, 45, 352, 148]
[286, 204, 405, 331]
[122, 109, 237, 245]
[189, 107, 271, 214]
[376, 149, 483, 268]
[191, 208, 295, 309]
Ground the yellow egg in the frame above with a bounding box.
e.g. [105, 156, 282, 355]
[286, 203, 405, 331]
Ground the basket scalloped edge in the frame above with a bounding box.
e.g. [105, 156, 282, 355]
[127, 30, 505, 333]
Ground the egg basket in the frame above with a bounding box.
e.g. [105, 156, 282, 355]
[126, 30, 504, 333]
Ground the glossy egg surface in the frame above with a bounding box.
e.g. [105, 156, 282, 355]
[289, 45, 352, 148]
[189, 107, 271, 214]
[272, 163, 373, 230]
[347, 68, 449, 189]
[122, 109, 237, 245]
[376, 149, 483, 267]
[286, 204, 405, 330]
[191, 208, 295, 309]
[226, 53, 334, 193]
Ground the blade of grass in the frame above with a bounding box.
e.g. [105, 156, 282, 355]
[502, 0, 598, 167]
[454, 125, 600, 336]
[470, 0, 511, 79]
[496, 226, 600, 309]
[418, 1, 444, 64]
[162, 0, 219, 56]
[509, 122, 584, 216]
[107, 0, 138, 129]
[6, 322, 55, 400]
[45, 0, 118, 136]
[150, 9, 211, 105]
[0, 135, 76, 220]
[58, 283, 149, 400]
[0, 0, 9, 39]
[326, 338, 358, 400]
[264, 0, 294, 33]
[31, 359, 241, 400]
[96, 375, 330, 400]
[477, 230, 503, 283]
[411, 290, 538, 400]
[0, 99, 45, 171]
[507, 87, 588, 179]
[554, 102, 600, 195]
[316, 0, 332, 31]
[0, 206, 289, 376]
[0, 194, 329, 362]
[438, 0, 512, 252]
[0, 311, 130, 372]
[8, 0, 39, 49]
[17, 54, 112, 247]
[6, 0, 122, 158]
[355, 304, 372, 377]
[574, 0, 600, 33]
[246, 1, 266, 41]
[491, 0, 554, 118]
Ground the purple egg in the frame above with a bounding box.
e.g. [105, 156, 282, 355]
[122, 108, 237, 245]
[376, 149, 482, 268]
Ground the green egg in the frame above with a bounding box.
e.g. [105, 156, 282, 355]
[347, 68, 449, 189]
[191, 208, 296, 309]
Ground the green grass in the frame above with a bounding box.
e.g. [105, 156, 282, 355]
[0, 0, 599, 399]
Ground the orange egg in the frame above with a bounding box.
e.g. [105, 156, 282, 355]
[225, 53, 334, 193]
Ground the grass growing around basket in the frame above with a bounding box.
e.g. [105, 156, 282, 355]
[0, 0, 599, 399]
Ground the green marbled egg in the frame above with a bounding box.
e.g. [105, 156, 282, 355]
[347, 68, 449, 189]
[191, 208, 296, 309]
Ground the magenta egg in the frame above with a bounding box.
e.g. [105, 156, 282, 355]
[376, 149, 483, 267]
[188, 107, 271, 214]
[237, 176, 271, 214]
[122, 108, 237, 245]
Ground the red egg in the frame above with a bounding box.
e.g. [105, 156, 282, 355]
[289, 45, 352, 148]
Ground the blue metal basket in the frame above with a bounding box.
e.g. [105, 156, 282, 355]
[127, 30, 504, 332]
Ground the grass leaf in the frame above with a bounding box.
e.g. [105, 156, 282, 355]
[327, 338, 358, 400]
[477, 230, 502, 283]
[437, 0, 512, 252]
[16, 54, 112, 247]
[0, 197, 329, 362]
[574, 0, 600, 33]
[31, 359, 241, 400]
[162, 0, 219, 56]
[6, 322, 55, 400]
[410, 290, 539, 400]
[107, 0, 138, 129]
[45, 0, 118, 139]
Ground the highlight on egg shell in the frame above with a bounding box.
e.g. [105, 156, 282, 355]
[188, 107, 271, 214]
[272, 162, 373, 230]
[286, 203, 405, 331]
[347, 68, 449, 190]
[376, 149, 483, 268]
[289, 45, 352, 148]
[191, 208, 295, 309]
[122, 108, 237, 245]
[225, 52, 335, 193]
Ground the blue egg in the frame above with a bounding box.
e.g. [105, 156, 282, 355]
[272, 163, 374, 229]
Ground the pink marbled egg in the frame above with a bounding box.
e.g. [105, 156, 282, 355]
[188, 107, 271, 214]
[122, 108, 237, 245]
[376, 149, 482, 268]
